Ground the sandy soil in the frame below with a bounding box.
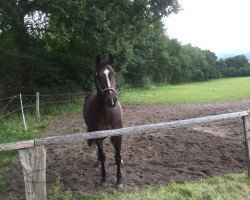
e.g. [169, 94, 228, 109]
[2, 98, 250, 199]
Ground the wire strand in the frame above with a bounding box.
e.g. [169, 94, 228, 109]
[0, 95, 19, 102]
[22, 104, 36, 108]
[0, 108, 21, 119]
[40, 99, 84, 104]
[23, 92, 85, 97]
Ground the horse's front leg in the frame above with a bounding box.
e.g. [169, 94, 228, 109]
[111, 135, 124, 189]
[95, 138, 107, 187]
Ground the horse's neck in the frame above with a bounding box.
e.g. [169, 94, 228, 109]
[96, 91, 104, 103]
[96, 92, 116, 116]
[96, 91, 106, 107]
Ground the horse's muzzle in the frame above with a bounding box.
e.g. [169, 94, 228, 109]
[106, 96, 117, 107]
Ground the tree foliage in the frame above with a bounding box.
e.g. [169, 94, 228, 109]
[0, 0, 249, 97]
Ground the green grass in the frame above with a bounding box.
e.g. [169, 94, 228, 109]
[120, 77, 250, 104]
[49, 172, 250, 200]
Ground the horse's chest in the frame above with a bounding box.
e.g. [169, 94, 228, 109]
[97, 113, 115, 130]
[84, 100, 122, 131]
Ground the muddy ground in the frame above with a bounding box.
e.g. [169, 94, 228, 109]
[2, 98, 250, 199]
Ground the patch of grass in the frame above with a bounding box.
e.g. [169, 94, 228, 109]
[47, 172, 250, 200]
[40, 101, 83, 116]
[49, 179, 102, 200]
[120, 77, 250, 104]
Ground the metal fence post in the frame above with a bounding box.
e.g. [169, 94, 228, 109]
[20, 94, 27, 130]
[36, 92, 40, 118]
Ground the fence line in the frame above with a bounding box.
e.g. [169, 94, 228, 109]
[22, 104, 37, 108]
[35, 111, 249, 145]
[0, 90, 113, 103]
[40, 99, 84, 104]
[0, 95, 19, 102]
[0, 108, 21, 119]
[1, 93, 84, 102]
[22, 92, 84, 97]
[39, 92, 84, 97]
[0, 110, 248, 150]
[0, 92, 85, 123]
[1, 88, 138, 128]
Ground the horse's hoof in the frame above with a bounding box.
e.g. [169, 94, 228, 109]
[100, 178, 108, 187]
[100, 182, 107, 187]
[115, 181, 124, 189]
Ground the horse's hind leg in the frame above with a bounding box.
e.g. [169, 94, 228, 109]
[111, 136, 124, 189]
[95, 138, 107, 187]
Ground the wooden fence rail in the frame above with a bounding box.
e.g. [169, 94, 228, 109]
[0, 110, 249, 200]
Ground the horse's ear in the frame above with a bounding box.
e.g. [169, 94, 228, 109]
[108, 54, 114, 65]
[96, 54, 101, 68]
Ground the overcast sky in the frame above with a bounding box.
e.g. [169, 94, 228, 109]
[163, 0, 250, 55]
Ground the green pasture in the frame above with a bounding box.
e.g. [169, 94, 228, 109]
[120, 77, 250, 104]
[1, 76, 250, 199]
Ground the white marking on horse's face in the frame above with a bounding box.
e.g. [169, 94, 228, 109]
[104, 69, 111, 87]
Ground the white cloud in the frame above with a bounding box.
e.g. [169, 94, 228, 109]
[163, 0, 250, 54]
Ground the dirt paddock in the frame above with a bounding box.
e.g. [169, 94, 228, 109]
[3, 98, 250, 198]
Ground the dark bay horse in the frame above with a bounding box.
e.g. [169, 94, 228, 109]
[83, 54, 123, 188]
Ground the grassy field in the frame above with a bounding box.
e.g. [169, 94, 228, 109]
[120, 77, 250, 104]
[1, 77, 250, 199]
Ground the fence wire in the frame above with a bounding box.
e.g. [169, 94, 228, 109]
[23, 92, 84, 97]
[0, 95, 19, 102]
[22, 104, 37, 108]
[0, 108, 21, 119]
[40, 99, 84, 105]
[0, 92, 85, 120]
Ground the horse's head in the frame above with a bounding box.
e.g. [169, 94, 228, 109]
[95, 54, 118, 107]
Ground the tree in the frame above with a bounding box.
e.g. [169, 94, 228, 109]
[0, 0, 51, 94]
[0, 0, 180, 95]
[225, 55, 248, 68]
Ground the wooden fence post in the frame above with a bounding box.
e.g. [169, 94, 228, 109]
[18, 145, 47, 200]
[243, 114, 250, 178]
[36, 92, 40, 118]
